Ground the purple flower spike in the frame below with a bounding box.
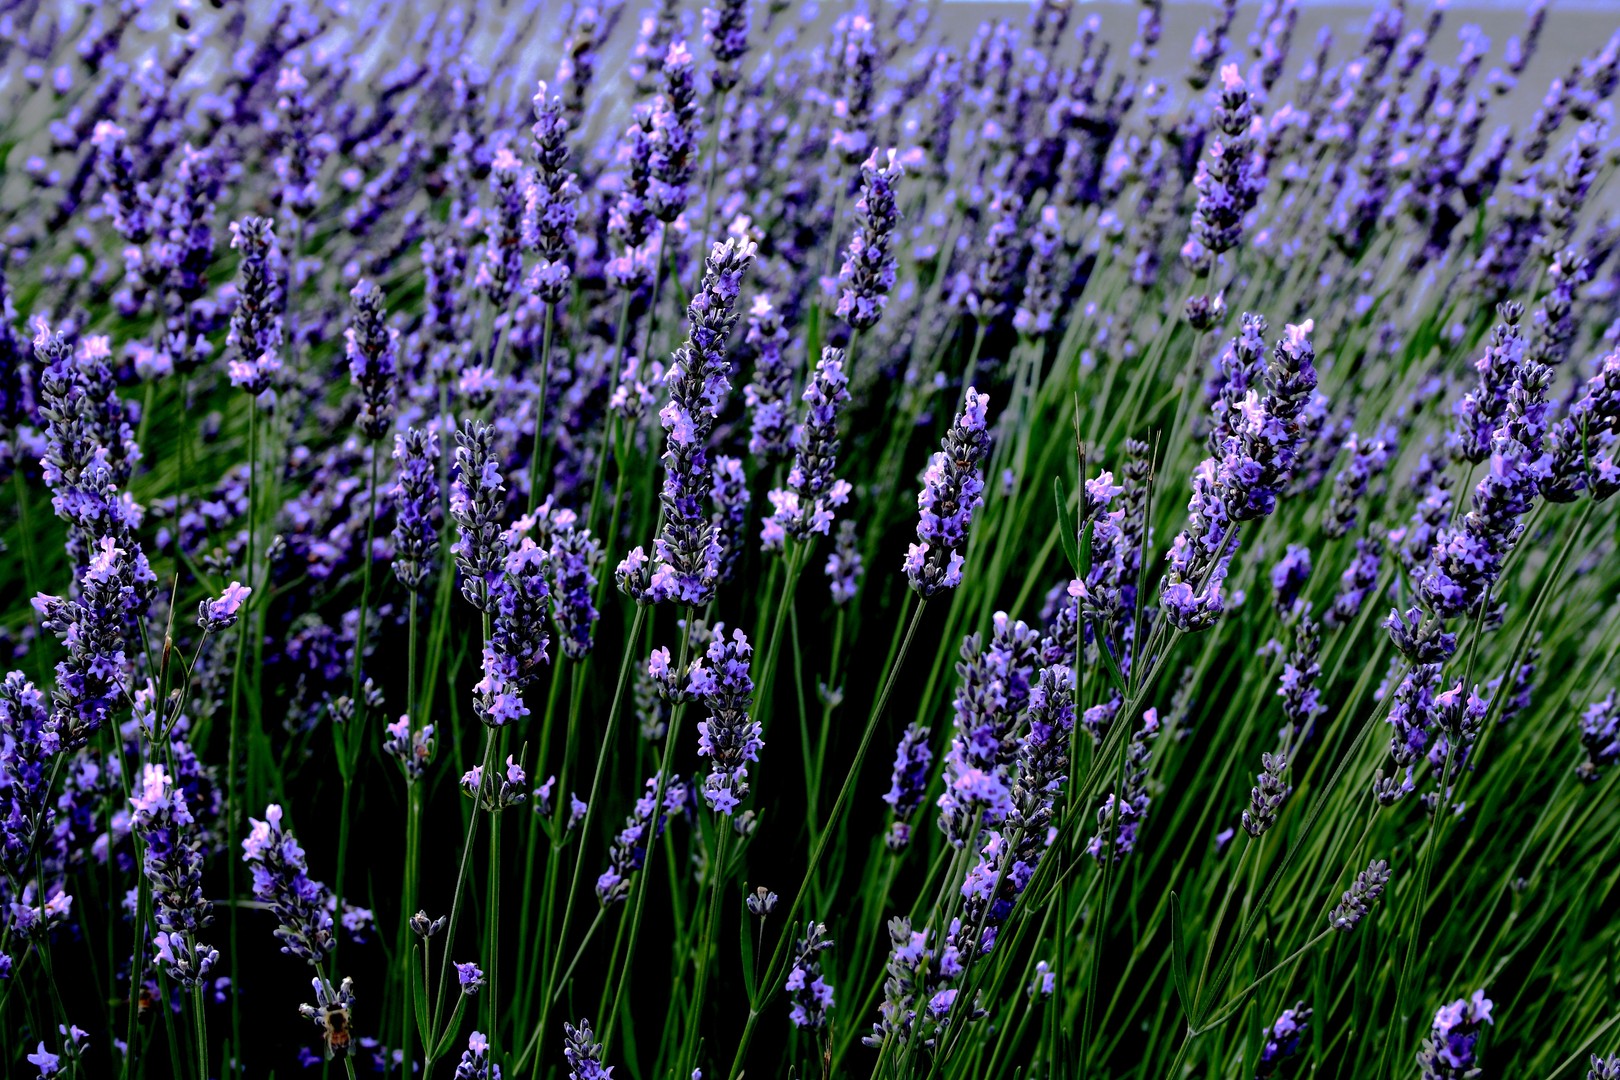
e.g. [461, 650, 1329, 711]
[883, 722, 934, 850]
[837, 148, 904, 333]
[391, 428, 442, 592]
[826, 519, 864, 605]
[703, 0, 751, 92]
[648, 42, 700, 224]
[450, 420, 509, 614]
[785, 921, 836, 1029]
[225, 217, 284, 400]
[1418, 991, 1493, 1079]
[743, 295, 796, 462]
[763, 347, 852, 549]
[563, 1017, 614, 1080]
[345, 279, 398, 441]
[241, 804, 334, 965]
[524, 81, 580, 306]
[1256, 1003, 1311, 1077]
[548, 511, 602, 661]
[132, 764, 217, 986]
[694, 626, 759, 815]
[905, 389, 992, 598]
[597, 773, 688, 905]
[630, 237, 757, 606]
[198, 581, 251, 633]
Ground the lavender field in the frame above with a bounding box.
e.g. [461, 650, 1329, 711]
[3, 0, 1620, 1077]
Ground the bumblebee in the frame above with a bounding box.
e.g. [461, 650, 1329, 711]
[320, 1003, 353, 1061]
[299, 976, 357, 1061]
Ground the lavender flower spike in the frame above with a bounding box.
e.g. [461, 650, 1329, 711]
[631, 236, 757, 606]
[1418, 991, 1493, 1079]
[694, 626, 759, 814]
[391, 427, 442, 592]
[837, 148, 904, 333]
[763, 347, 852, 549]
[524, 81, 580, 305]
[131, 764, 217, 987]
[564, 1018, 614, 1080]
[1256, 1003, 1311, 1077]
[883, 722, 934, 850]
[345, 280, 398, 441]
[905, 388, 993, 597]
[450, 420, 509, 613]
[785, 921, 836, 1029]
[241, 804, 334, 964]
[198, 581, 251, 633]
[225, 216, 283, 400]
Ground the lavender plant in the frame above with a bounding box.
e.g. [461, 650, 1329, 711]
[1, 4, 1619, 1080]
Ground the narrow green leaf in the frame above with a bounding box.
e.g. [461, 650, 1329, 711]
[429, 994, 468, 1060]
[1170, 891, 1193, 1025]
[411, 946, 431, 1049]
[1054, 476, 1081, 577]
[739, 915, 757, 1002]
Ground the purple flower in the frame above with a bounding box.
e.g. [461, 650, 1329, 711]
[597, 773, 688, 905]
[628, 238, 756, 606]
[524, 81, 580, 305]
[383, 715, 435, 782]
[224, 217, 284, 400]
[0, 675, 56, 876]
[825, 519, 864, 605]
[702, 0, 750, 91]
[1577, 691, 1619, 783]
[241, 804, 334, 964]
[905, 389, 993, 597]
[647, 42, 700, 223]
[1420, 346, 1551, 620]
[563, 1018, 614, 1080]
[743, 295, 796, 461]
[456, 961, 486, 995]
[763, 348, 852, 548]
[198, 581, 251, 633]
[962, 190, 1024, 324]
[272, 67, 332, 220]
[694, 627, 758, 815]
[390, 428, 442, 592]
[1278, 616, 1324, 743]
[547, 511, 602, 661]
[1161, 318, 1317, 632]
[1325, 426, 1397, 538]
[1449, 304, 1525, 466]
[1419, 991, 1493, 1079]
[1329, 858, 1390, 932]
[937, 614, 1040, 845]
[1014, 206, 1065, 338]
[1087, 708, 1159, 864]
[476, 146, 526, 309]
[785, 921, 835, 1029]
[1543, 346, 1620, 503]
[883, 723, 934, 850]
[1242, 752, 1289, 837]
[1256, 1003, 1311, 1077]
[131, 764, 216, 986]
[455, 1030, 494, 1080]
[837, 149, 904, 332]
[1184, 63, 1260, 275]
[450, 420, 509, 613]
[1326, 538, 1383, 628]
[711, 456, 751, 582]
[1269, 544, 1312, 617]
[345, 279, 398, 441]
[462, 756, 529, 811]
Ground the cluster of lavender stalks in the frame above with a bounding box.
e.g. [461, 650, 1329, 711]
[4, 0, 1620, 1077]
